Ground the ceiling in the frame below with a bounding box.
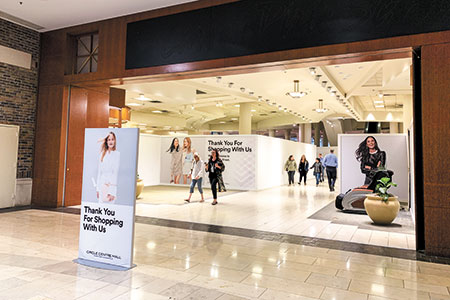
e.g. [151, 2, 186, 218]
[0, 0, 194, 31]
[113, 57, 412, 133]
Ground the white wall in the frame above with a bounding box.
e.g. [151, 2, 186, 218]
[0, 125, 19, 208]
[256, 136, 316, 189]
[138, 134, 161, 186]
[409, 124, 415, 224]
[339, 134, 409, 203]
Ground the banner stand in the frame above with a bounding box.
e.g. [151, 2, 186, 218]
[74, 258, 136, 271]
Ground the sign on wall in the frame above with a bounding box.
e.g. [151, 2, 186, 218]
[76, 128, 139, 270]
[338, 134, 409, 203]
[160, 135, 256, 190]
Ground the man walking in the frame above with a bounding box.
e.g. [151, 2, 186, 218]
[318, 153, 324, 182]
[323, 149, 338, 192]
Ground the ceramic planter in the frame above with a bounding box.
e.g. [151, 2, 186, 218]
[136, 179, 144, 198]
[364, 194, 400, 225]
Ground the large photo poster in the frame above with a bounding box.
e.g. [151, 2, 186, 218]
[160, 135, 256, 190]
[77, 128, 139, 269]
[338, 134, 408, 203]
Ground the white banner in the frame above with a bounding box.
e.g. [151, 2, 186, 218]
[77, 128, 139, 269]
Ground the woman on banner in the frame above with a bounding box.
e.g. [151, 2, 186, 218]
[284, 155, 297, 186]
[355, 136, 386, 185]
[205, 149, 224, 205]
[184, 152, 205, 203]
[298, 155, 309, 185]
[96, 132, 120, 203]
[167, 137, 183, 184]
[182, 137, 195, 185]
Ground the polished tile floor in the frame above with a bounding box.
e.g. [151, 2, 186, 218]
[136, 180, 415, 250]
[0, 209, 446, 300]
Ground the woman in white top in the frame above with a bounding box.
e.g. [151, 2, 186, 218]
[184, 152, 204, 203]
[96, 132, 120, 203]
[182, 137, 195, 184]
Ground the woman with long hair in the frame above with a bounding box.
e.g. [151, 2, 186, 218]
[284, 155, 297, 186]
[182, 137, 195, 184]
[355, 136, 386, 185]
[96, 132, 120, 203]
[167, 138, 183, 184]
[205, 148, 224, 205]
[298, 154, 309, 185]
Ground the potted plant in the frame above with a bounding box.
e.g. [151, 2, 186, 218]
[364, 177, 400, 225]
[136, 173, 144, 198]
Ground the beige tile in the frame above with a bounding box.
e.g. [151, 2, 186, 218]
[260, 288, 318, 300]
[241, 273, 323, 298]
[336, 270, 403, 288]
[349, 279, 430, 300]
[369, 231, 389, 247]
[186, 263, 250, 283]
[189, 275, 266, 298]
[404, 280, 449, 295]
[386, 268, 450, 286]
[320, 287, 368, 300]
[430, 293, 450, 300]
[305, 272, 350, 290]
[155, 258, 199, 271]
[351, 229, 373, 244]
[243, 263, 310, 282]
[76, 284, 129, 300]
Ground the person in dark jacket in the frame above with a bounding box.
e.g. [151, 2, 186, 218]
[355, 136, 386, 185]
[205, 148, 224, 205]
[310, 158, 323, 187]
[298, 155, 309, 185]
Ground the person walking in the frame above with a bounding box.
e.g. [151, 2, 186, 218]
[318, 153, 324, 182]
[284, 155, 297, 186]
[205, 149, 224, 205]
[217, 163, 227, 192]
[310, 158, 323, 187]
[298, 155, 309, 185]
[184, 153, 204, 203]
[323, 149, 338, 191]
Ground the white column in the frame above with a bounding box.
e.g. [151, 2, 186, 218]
[284, 129, 291, 140]
[403, 95, 413, 132]
[390, 122, 399, 133]
[239, 103, 252, 134]
[304, 123, 312, 144]
[268, 129, 275, 137]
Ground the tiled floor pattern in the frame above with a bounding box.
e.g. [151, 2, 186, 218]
[0, 209, 440, 300]
[135, 181, 415, 250]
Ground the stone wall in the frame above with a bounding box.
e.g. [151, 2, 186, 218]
[0, 19, 40, 178]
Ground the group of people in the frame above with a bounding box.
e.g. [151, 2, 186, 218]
[167, 138, 226, 205]
[284, 149, 338, 191]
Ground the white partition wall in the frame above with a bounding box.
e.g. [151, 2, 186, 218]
[0, 125, 19, 208]
[138, 134, 161, 186]
[138, 134, 316, 191]
[256, 136, 316, 189]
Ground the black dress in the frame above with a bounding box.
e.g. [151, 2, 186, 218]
[360, 150, 386, 185]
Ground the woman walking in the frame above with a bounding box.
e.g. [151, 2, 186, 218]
[205, 149, 224, 205]
[284, 155, 297, 186]
[298, 155, 309, 185]
[184, 153, 204, 203]
[310, 158, 323, 187]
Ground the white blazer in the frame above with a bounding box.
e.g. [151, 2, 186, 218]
[96, 150, 121, 200]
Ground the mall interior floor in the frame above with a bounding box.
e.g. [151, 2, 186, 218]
[136, 180, 415, 250]
[0, 209, 446, 300]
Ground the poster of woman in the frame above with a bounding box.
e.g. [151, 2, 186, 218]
[355, 136, 387, 186]
[96, 132, 120, 203]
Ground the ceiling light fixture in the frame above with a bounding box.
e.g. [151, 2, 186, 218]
[374, 100, 384, 104]
[314, 74, 322, 81]
[152, 110, 162, 113]
[134, 94, 151, 101]
[234, 104, 240, 107]
[283, 108, 287, 112]
[228, 82, 234, 88]
[327, 86, 332, 93]
[378, 92, 383, 98]
[216, 76, 222, 83]
[191, 105, 195, 110]
[321, 81, 327, 87]
[313, 99, 329, 113]
[251, 109, 256, 112]
[286, 80, 307, 98]
[309, 67, 316, 75]
[278, 106, 283, 110]
[249, 91, 254, 96]
[240, 87, 246, 92]
[128, 103, 143, 107]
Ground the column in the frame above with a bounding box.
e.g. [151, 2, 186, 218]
[304, 123, 312, 144]
[403, 95, 413, 132]
[268, 129, 275, 137]
[239, 103, 252, 134]
[390, 122, 399, 133]
[313, 123, 320, 146]
[298, 124, 304, 142]
[320, 122, 328, 147]
[284, 129, 291, 140]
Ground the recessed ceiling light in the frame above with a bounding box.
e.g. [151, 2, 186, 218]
[231, 118, 238, 121]
[375, 105, 385, 108]
[152, 110, 162, 113]
[128, 103, 143, 107]
[234, 104, 240, 107]
[191, 105, 195, 110]
[228, 82, 234, 88]
[374, 100, 384, 104]
[216, 76, 222, 83]
[219, 121, 226, 124]
[134, 94, 151, 101]
[321, 81, 327, 87]
[314, 74, 322, 81]
[378, 92, 383, 98]
[309, 67, 316, 75]
[240, 87, 246, 92]
[251, 109, 256, 112]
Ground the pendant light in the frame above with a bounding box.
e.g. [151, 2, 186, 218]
[286, 80, 307, 98]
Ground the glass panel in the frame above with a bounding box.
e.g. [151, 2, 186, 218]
[77, 57, 89, 74]
[93, 33, 99, 51]
[77, 36, 91, 56]
[91, 57, 97, 72]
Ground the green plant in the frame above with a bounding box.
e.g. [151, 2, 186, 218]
[375, 177, 397, 202]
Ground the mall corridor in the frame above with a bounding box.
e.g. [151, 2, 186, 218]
[0, 209, 448, 300]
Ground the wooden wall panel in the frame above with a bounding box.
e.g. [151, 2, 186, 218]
[64, 87, 109, 207]
[421, 42, 450, 256]
[32, 85, 67, 207]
